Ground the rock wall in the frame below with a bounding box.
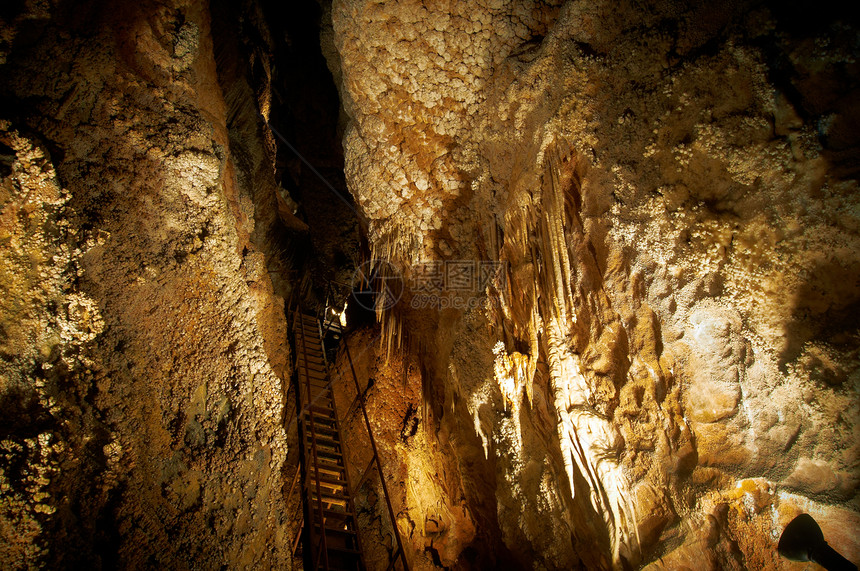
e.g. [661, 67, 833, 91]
[329, 0, 859, 569]
[0, 0, 295, 567]
[2, 0, 858, 568]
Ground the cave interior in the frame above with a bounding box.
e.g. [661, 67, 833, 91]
[0, 0, 859, 569]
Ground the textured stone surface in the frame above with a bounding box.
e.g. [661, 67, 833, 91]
[332, 330, 483, 569]
[0, 0, 293, 567]
[1, 0, 858, 569]
[329, 0, 860, 568]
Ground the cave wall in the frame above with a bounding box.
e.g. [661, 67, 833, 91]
[327, 0, 860, 569]
[0, 0, 295, 567]
[1, 0, 858, 569]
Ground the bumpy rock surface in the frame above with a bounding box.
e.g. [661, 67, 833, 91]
[2, 0, 858, 569]
[1, 0, 294, 567]
[329, 0, 859, 568]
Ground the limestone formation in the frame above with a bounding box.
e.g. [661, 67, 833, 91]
[1, 1, 293, 567]
[329, 0, 859, 568]
[1, 0, 858, 569]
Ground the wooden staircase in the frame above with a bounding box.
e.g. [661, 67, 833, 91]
[293, 311, 364, 571]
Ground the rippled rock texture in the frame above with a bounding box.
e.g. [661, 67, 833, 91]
[1, 0, 858, 569]
[328, 0, 860, 568]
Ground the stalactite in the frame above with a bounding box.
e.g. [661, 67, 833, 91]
[546, 319, 639, 566]
[488, 140, 639, 566]
[493, 341, 534, 411]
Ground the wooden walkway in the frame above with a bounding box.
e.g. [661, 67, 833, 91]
[293, 311, 363, 571]
[291, 301, 409, 571]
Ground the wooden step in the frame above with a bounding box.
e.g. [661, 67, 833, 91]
[306, 472, 348, 487]
[297, 369, 328, 380]
[298, 351, 324, 361]
[299, 387, 330, 399]
[305, 433, 340, 446]
[303, 393, 333, 405]
[312, 499, 349, 510]
[304, 422, 337, 434]
[305, 434, 341, 448]
[311, 495, 349, 508]
[311, 499, 348, 511]
[305, 413, 335, 425]
[304, 434, 343, 452]
[305, 432, 340, 445]
[317, 507, 353, 518]
[317, 458, 344, 472]
[308, 506, 353, 520]
[294, 331, 320, 342]
[308, 436, 341, 448]
[312, 516, 355, 530]
[311, 523, 358, 537]
[295, 331, 321, 341]
[305, 413, 336, 425]
[316, 462, 346, 475]
[295, 326, 321, 336]
[308, 452, 344, 466]
[306, 444, 343, 459]
[298, 380, 330, 392]
[300, 386, 331, 397]
[304, 429, 339, 442]
[310, 480, 346, 494]
[308, 404, 336, 415]
[310, 487, 350, 500]
[311, 464, 346, 478]
[298, 382, 329, 393]
[305, 402, 335, 413]
[306, 440, 343, 456]
[304, 418, 337, 431]
[312, 447, 343, 460]
[299, 374, 332, 390]
[306, 428, 339, 441]
[302, 397, 332, 410]
[299, 369, 328, 380]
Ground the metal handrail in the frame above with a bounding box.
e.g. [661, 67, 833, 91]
[291, 278, 409, 570]
[343, 335, 409, 571]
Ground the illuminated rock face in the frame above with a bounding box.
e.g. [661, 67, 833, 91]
[330, 0, 860, 568]
[0, 1, 294, 567]
[1, 0, 858, 569]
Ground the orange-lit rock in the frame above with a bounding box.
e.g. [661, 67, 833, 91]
[329, 0, 860, 568]
[1, 0, 858, 569]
